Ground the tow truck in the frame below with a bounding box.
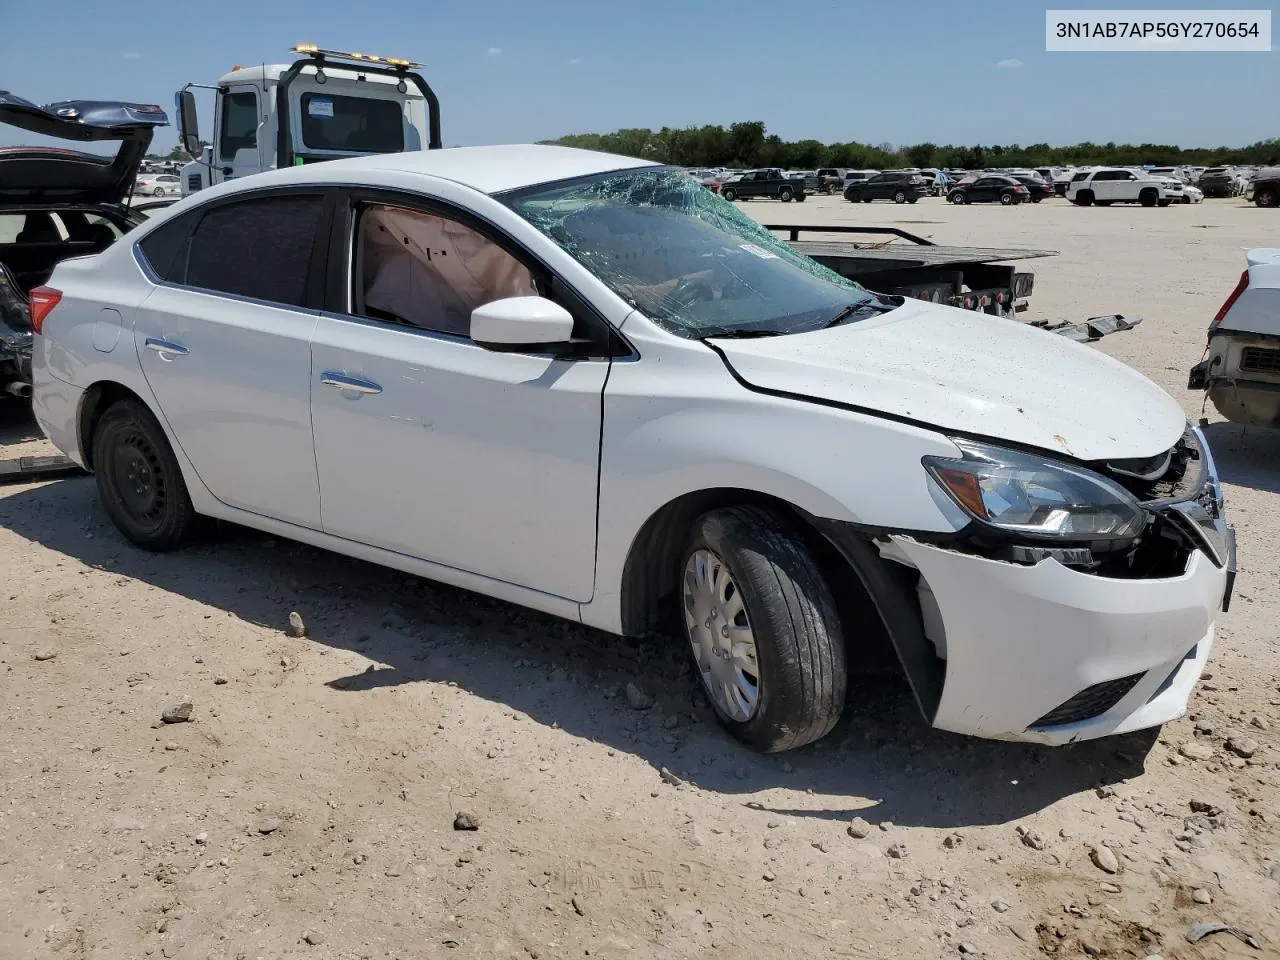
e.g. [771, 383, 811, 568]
[176, 44, 442, 196]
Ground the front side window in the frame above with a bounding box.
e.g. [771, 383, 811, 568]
[502, 168, 882, 339]
[185, 194, 326, 306]
[300, 94, 404, 153]
[218, 91, 258, 161]
[355, 204, 537, 337]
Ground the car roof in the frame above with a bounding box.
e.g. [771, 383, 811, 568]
[208, 144, 660, 198]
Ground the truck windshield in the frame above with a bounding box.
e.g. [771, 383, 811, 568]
[501, 168, 880, 339]
[299, 93, 404, 153]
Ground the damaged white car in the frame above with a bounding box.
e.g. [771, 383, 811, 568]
[31, 146, 1235, 752]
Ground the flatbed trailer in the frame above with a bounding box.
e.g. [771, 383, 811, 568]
[768, 223, 1141, 342]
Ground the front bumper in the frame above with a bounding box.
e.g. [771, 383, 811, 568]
[887, 429, 1234, 745]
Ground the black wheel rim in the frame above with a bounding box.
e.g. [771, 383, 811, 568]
[107, 428, 169, 528]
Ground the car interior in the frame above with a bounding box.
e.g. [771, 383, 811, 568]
[0, 210, 122, 307]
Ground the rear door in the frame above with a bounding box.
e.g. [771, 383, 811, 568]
[132, 188, 330, 528]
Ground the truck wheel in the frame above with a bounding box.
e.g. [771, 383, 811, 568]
[1257, 189, 1277, 208]
[721, 188, 736, 201]
[780, 187, 793, 202]
[893, 190, 907, 204]
[1139, 189, 1158, 207]
[679, 506, 847, 753]
[1073, 190, 1094, 206]
[92, 399, 198, 552]
[1000, 192, 1014, 205]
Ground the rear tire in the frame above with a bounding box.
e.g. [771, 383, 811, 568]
[1000, 192, 1014, 205]
[679, 506, 847, 753]
[908, 197, 918, 203]
[893, 190, 907, 204]
[1074, 190, 1094, 206]
[153, 187, 165, 197]
[780, 187, 793, 202]
[92, 399, 198, 552]
[1257, 189, 1277, 208]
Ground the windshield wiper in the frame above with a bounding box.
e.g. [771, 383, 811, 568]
[699, 327, 784, 339]
[823, 299, 886, 329]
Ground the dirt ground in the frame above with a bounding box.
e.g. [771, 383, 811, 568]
[2, 194, 1278, 960]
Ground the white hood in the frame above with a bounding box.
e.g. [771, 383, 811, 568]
[711, 300, 1186, 462]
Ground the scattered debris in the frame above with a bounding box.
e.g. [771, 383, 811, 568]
[1179, 741, 1214, 761]
[453, 811, 480, 831]
[886, 843, 907, 859]
[1192, 888, 1212, 904]
[658, 766, 684, 788]
[161, 702, 193, 724]
[256, 819, 282, 835]
[847, 817, 873, 839]
[1016, 825, 1047, 851]
[32, 649, 57, 662]
[571, 894, 586, 916]
[1226, 736, 1259, 759]
[302, 931, 325, 946]
[991, 899, 1009, 913]
[1185, 922, 1260, 949]
[213, 675, 228, 686]
[287, 612, 307, 638]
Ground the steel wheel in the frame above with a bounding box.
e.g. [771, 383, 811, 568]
[682, 547, 759, 722]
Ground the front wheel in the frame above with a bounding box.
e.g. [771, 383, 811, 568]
[948, 191, 966, 204]
[1140, 189, 1158, 207]
[1073, 190, 1094, 206]
[680, 506, 847, 753]
[721, 188, 736, 201]
[1157, 198, 1171, 207]
[779, 187, 793, 202]
[844, 190, 860, 203]
[93, 399, 198, 551]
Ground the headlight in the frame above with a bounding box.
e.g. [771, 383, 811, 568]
[923, 440, 1146, 541]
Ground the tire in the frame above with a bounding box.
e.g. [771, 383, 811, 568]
[1257, 189, 1277, 208]
[153, 187, 165, 197]
[1031, 196, 1042, 203]
[844, 189, 860, 203]
[92, 399, 198, 551]
[721, 188, 736, 201]
[679, 506, 847, 753]
[948, 191, 966, 204]
[1000, 192, 1014, 205]
[1139, 189, 1157, 207]
[908, 197, 918, 204]
[795, 194, 806, 202]
[862, 198, 872, 203]
[893, 190, 907, 204]
[779, 187, 793, 202]
[1157, 198, 1171, 207]
[1095, 200, 1112, 206]
[1073, 190, 1094, 206]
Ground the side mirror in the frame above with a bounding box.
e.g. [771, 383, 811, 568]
[175, 90, 201, 157]
[471, 297, 574, 352]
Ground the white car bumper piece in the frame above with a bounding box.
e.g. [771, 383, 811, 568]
[893, 537, 1228, 744]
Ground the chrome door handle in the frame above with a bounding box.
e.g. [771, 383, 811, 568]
[320, 371, 382, 395]
[144, 337, 188, 357]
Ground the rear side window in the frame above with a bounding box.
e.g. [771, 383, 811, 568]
[300, 94, 405, 153]
[137, 212, 198, 282]
[1071, 171, 1090, 182]
[185, 194, 327, 307]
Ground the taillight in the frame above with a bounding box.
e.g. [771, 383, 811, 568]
[1209, 270, 1248, 331]
[28, 286, 62, 334]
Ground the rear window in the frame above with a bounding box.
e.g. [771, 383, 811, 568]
[300, 94, 404, 153]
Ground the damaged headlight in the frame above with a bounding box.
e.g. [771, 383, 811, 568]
[923, 440, 1146, 542]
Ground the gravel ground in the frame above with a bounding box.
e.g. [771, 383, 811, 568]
[2, 193, 1278, 960]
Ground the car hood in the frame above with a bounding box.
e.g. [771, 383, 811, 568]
[709, 299, 1186, 462]
[0, 93, 168, 204]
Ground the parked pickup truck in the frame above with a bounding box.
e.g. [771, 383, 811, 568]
[720, 169, 806, 202]
[1244, 167, 1279, 208]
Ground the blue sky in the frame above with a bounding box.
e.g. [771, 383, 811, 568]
[1, 0, 1276, 152]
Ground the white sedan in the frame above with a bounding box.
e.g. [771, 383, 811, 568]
[30, 145, 1233, 751]
[133, 173, 182, 197]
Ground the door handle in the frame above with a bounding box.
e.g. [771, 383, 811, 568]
[144, 337, 189, 358]
[320, 372, 382, 395]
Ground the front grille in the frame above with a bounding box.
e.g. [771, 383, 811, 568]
[1031, 672, 1145, 727]
[1240, 346, 1280, 374]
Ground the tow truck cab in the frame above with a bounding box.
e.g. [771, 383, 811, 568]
[176, 45, 442, 197]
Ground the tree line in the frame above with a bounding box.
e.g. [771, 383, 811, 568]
[545, 121, 1280, 170]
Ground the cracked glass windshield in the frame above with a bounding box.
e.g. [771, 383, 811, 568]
[502, 167, 885, 338]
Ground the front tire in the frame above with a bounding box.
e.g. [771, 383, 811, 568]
[679, 506, 847, 753]
[948, 190, 966, 204]
[779, 187, 793, 202]
[721, 188, 736, 201]
[92, 399, 198, 551]
[153, 186, 165, 197]
[1140, 189, 1158, 207]
[1073, 190, 1094, 206]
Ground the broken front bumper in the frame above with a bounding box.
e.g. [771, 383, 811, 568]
[886, 426, 1234, 745]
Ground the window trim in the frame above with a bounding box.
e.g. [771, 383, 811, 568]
[132, 185, 336, 313]
[322, 187, 633, 361]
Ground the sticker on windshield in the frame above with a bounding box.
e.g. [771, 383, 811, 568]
[739, 243, 779, 259]
[307, 97, 334, 119]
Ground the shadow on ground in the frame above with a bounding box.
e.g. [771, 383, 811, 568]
[1201, 420, 1280, 496]
[0, 399, 41, 446]
[0, 476, 1155, 828]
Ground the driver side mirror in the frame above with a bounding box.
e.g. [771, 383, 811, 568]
[175, 90, 200, 157]
[471, 297, 575, 352]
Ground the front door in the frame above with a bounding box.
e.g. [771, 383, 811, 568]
[213, 85, 264, 186]
[133, 190, 328, 528]
[309, 197, 610, 601]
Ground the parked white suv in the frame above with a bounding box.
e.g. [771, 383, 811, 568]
[1067, 168, 1175, 207]
[30, 146, 1233, 752]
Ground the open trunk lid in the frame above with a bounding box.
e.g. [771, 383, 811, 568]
[0, 93, 169, 204]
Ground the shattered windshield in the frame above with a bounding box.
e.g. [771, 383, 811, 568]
[500, 167, 881, 338]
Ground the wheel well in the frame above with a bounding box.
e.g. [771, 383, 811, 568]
[78, 381, 148, 470]
[618, 489, 896, 664]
